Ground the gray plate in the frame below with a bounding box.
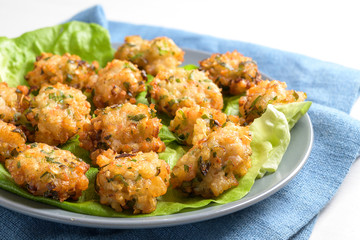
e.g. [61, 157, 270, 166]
[0, 48, 313, 229]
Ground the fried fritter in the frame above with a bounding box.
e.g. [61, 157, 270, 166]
[170, 122, 252, 198]
[79, 103, 165, 160]
[25, 53, 98, 91]
[114, 35, 184, 76]
[0, 82, 30, 124]
[0, 120, 26, 163]
[95, 149, 170, 214]
[93, 59, 145, 108]
[169, 106, 227, 146]
[5, 143, 89, 202]
[199, 50, 261, 95]
[238, 80, 307, 125]
[25, 83, 91, 146]
[149, 68, 223, 116]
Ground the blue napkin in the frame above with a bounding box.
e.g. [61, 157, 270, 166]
[1, 5, 360, 240]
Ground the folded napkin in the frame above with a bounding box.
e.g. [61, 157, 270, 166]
[1, 5, 360, 240]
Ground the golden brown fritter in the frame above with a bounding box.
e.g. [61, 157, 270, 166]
[115, 35, 149, 68]
[93, 59, 146, 108]
[238, 80, 307, 125]
[5, 143, 89, 202]
[199, 50, 261, 95]
[95, 149, 170, 214]
[25, 53, 98, 91]
[149, 68, 223, 116]
[25, 83, 91, 146]
[114, 35, 184, 76]
[169, 106, 227, 146]
[0, 82, 30, 124]
[170, 122, 252, 198]
[79, 103, 165, 160]
[0, 120, 26, 163]
[226, 115, 241, 125]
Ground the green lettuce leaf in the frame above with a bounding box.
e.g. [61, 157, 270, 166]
[135, 91, 149, 105]
[181, 64, 199, 70]
[59, 135, 91, 164]
[255, 102, 312, 178]
[159, 125, 177, 143]
[251, 105, 290, 178]
[0, 21, 114, 87]
[222, 95, 242, 115]
[274, 102, 312, 130]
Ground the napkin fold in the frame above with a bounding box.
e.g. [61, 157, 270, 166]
[1, 5, 360, 240]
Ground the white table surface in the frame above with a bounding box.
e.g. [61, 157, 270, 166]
[1, 1, 359, 239]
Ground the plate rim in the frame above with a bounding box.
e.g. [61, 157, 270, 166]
[0, 48, 314, 229]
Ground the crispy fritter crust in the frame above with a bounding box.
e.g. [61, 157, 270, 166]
[79, 103, 165, 159]
[5, 143, 89, 202]
[25, 83, 91, 146]
[149, 68, 223, 116]
[25, 53, 98, 91]
[93, 59, 145, 108]
[199, 50, 261, 95]
[169, 106, 227, 146]
[114, 36, 184, 76]
[170, 122, 252, 198]
[0, 82, 30, 123]
[238, 80, 307, 125]
[96, 149, 170, 214]
[0, 120, 26, 163]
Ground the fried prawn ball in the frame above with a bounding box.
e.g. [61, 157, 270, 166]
[93, 59, 145, 108]
[80, 103, 165, 161]
[5, 143, 89, 202]
[25, 53, 98, 91]
[114, 35, 184, 76]
[238, 80, 307, 125]
[25, 83, 91, 146]
[95, 149, 170, 214]
[149, 68, 223, 116]
[199, 50, 261, 95]
[0, 120, 26, 163]
[170, 122, 252, 198]
[0, 82, 30, 123]
[169, 106, 227, 146]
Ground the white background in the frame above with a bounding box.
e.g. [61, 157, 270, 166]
[0, 0, 359, 239]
